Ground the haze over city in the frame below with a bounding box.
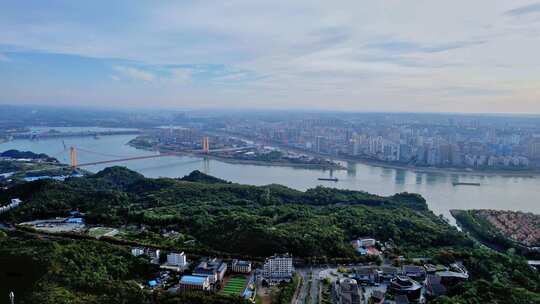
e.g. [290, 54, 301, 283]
[1, 1, 540, 113]
[4, 2, 540, 304]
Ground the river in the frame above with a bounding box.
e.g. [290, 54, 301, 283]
[1, 131, 539, 222]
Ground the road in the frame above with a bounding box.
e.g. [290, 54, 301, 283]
[295, 270, 308, 304]
[295, 267, 321, 304]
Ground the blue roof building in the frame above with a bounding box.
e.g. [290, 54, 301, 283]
[193, 258, 228, 283]
[65, 218, 84, 224]
[179, 275, 210, 291]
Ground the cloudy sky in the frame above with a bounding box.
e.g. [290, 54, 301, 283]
[1, 1, 540, 113]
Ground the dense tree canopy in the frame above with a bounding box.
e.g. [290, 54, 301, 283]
[1, 167, 539, 303]
[1, 167, 468, 258]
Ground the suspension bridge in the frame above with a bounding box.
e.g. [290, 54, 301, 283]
[53, 137, 254, 169]
[69, 147, 182, 168]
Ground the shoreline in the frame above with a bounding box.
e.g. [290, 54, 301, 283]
[129, 138, 539, 177]
[207, 130, 540, 177]
[127, 143, 346, 171]
[341, 157, 540, 178]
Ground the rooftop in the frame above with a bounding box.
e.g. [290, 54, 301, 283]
[180, 275, 207, 285]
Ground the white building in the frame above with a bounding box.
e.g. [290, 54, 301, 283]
[130, 247, 160, 264]
[179, 275, 210, 291]
[131, 247, 145, 257]
[0, 198, 22, 215]
[231, 259, 252, 274]
[193, 258, 227, 284]
[262, 253, 294, 284]
[167, 252, 187, 267]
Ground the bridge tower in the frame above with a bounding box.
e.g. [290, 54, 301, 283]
[202, 137, 209, 154]
[70, 146, 78, 168]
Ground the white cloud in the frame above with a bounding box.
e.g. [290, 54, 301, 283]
[2, 1, 540, 112]
[113, 66, 155, 82]
[170, 68, 192, 84]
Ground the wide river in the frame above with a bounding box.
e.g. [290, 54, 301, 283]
[1, 130, 539, 222]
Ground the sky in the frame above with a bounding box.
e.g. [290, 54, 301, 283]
[1, 1, 540, 113]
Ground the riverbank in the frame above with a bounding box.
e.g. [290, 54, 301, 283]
[213, 130, 540, 177]
[201, 154, 345, 170]
[342, 157, 540, 178]
[127, 142, 346, 171]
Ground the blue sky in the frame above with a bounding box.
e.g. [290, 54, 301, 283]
[1, 1, 540, 113]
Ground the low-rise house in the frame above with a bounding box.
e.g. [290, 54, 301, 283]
[131, 247, 145, 257]
[231, 259, 252, 274]
[332, 278, 363, 304]
[130, 247, 161, 264]
[65, 217, 83, 224]
[351, 238, 376, 248]
[351, 237, 380, 256]
[178, 275, 210, 291]
[193, 258, 227, 284]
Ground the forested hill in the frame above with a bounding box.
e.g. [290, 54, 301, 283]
[1, 149, 58, 162]
[2, 167, 540, 303]
[1, 167, 464, 258]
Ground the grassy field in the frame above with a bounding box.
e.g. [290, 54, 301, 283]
[220, 276, 247, 296]
[87, 227, 118, 238]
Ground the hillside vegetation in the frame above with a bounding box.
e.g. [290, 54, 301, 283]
[1, 167, 540, 303]
[1, 167, 468, 258]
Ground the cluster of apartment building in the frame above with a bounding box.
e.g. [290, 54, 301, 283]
[220, 116, 540, 170]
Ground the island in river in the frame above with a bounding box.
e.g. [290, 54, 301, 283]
[128, 135, 345, 170]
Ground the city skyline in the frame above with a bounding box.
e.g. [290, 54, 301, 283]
[2, 1, 540, 113]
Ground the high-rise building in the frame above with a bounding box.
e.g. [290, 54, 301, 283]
[262, 253, 294, 285]
[528, 137, 540, 160]
[167, 252, 187, 267]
